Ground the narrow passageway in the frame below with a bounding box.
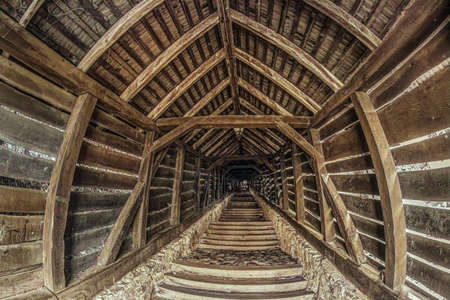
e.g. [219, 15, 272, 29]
[155, 192, 313, 299]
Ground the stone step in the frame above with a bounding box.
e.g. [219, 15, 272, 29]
[156, 283, 313, 300]
[163, 273, 307, 293]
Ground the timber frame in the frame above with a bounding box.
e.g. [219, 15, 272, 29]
[0, 1, 448, 299]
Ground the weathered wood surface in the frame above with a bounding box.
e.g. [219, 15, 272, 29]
[0, 186, 46, 213]
[352, 92, 406, 291]
[97, 182, 144, 266]
[292, 145, 305, 224]
[230, 9, 342, 91]
[170, 146, 185, 226]
[147, 49, 226, 120]
[184, 78, 230, 117]
[18, 0, 45, 27]
[121, 13, 220, 102]
[43, 94, 97, 291]
[279, 149, 290, 211]
[0, 11, 157, 132]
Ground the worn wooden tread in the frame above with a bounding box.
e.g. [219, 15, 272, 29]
[211, 221, 272, 226]
[209, 225, 273, 230]
[156, 283, 313, 300]
[204, 233, 278, 241]
[207, 229, 276, 235]
[200, 238, 279, 246]
[197, 243, 279, 250]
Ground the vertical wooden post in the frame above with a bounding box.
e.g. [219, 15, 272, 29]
[352, 92, 406, 291]
[194, 157, 201, 214]
[310, 128, 335, 242]
[292, 143, 306, 223]
[279, 147, 290, 211]
[170, 145, 185, 226]
[43, 94, 97, 291]
[132, 131, 156, 249]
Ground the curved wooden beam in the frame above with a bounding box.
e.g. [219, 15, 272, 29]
[351, 92, 406, 291]
[147, 49, 226, 120]
[303, 0, 381, 51]
[121, 13, 220, 102]
[235, 48, 321, 113]
[238, 78, 292, 116]
[184, 78, 230, 117]
[275, 120, 366, 265]
[78, 0, 165, 71]
[230, 9, 343, 91]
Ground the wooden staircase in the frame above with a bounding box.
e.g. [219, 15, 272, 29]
[155, 193, 313, 299]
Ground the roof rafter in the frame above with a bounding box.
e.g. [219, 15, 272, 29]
[230, 9, 343, 91]
[235, 47, 320, 113]
[121, 13, 220, 102]
[303, 0, 381, 51]
[147, 49, 226, 120]
[238, 78, 292, 116]
[19, 0, 45, 27]
[215, 0, 240, 114]
[78, 0, 165, 71]
[184, 78, 230, 117]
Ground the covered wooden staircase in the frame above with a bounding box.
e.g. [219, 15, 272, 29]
[155, 192, 313, 299]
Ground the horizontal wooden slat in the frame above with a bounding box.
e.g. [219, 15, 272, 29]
[72, 167, 137, 190]
[0, 241, 42, 273]
[65, 209, 120, 236]
[405, 205, 449, 239]
[0, 266, 44, 299]
[0, 107, 62, 155]
[326, 155, 373, 173]
[0, 148, 53, 182]
[399, 168, 449, 202]
[65, 225, 112, 259]
[331, 174, 379, 195]
[0, 214, 43, 245]
[407, 232, 450, 269]
[341, 194, 383, 221]
[407, 256, 450, 297]
[84, 126, 142, 157]
[323, 124, 368, 162]
[69, 192, 129, 212]
[0, 185, 46, 213]
[392, 134, 450, 166]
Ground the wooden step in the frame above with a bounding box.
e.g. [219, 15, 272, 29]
[197, 243, 279, 251]
[211, 221, 272, 226]
[207, 229, 276, 235]
[209, 225, 273, 230]
[204, 233, 278, 241]
[157, 283, 313, 299]
[172, 261, 302, 278]
[200, 238, 278, 246]
[164, 273, 307, 293]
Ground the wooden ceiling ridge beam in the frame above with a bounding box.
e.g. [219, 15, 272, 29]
[275, 120, 366, 265]
[156, 115, 311, 128]
[234, 47, 321, 113]
[78, 0, 163, 71]
[121, 13, 220, 102]
[147, 49, 226, 120]
[184, 77, 230, 117]
[215, 0, 240, 114]
[238, 78, 293, 116]
[303, 0, 381, 51]
[311, 0, 447, 127]
[0, 11, 159, 132]
[230, 9, 343, 91]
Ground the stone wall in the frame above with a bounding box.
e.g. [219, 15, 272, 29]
[253, 191, 367, 300]
[93, 195, 231, 299]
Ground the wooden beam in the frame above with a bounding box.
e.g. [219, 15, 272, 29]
[184, 78, 230, 117]
[235, 48, 320, 113]
[147, 49, 226, 120]
[19, 0, 45, 27]
[78, 0, 164, 71]
[215, 0, 240, 114]
[238, 78, 292, 116]
[43, 94, 97, 291]
[200, 129, 230, 153]
[97, 182, 145, 266]
[292, 143, 306, 223]
[0, 11, 158, 132]
[132, 132, 156, 249]
[206, 131, 235, 157]
[150, 122, 197, 154]
[279, 148, 290, 211]
[193, 129, 217, 150]
[310, 129, 335, 242]
[303, 0, 381, 51]
[351, 92, 406, 291]
[311, 0, 447, 126]
[230, 9, 343, 91]
[170, 146, 185, 225]
[157, 115, 310, 129]
[183, 98, 233, 144]
[275, 121, 365, 264]
[194, 157, 201, 214]
[121, 13, 219, 102]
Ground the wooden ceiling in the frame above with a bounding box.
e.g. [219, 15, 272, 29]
[1, 0, 408, 158]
